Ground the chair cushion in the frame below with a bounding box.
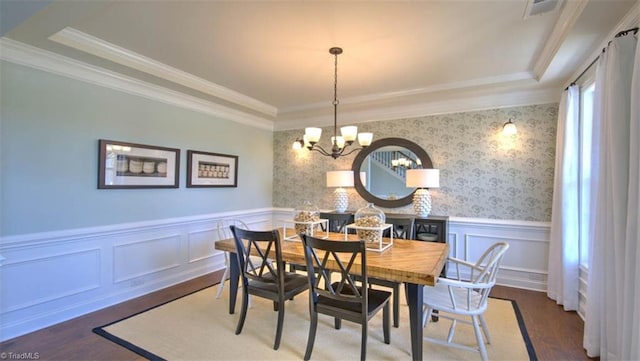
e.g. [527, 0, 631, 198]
[248, 272, 308, 293]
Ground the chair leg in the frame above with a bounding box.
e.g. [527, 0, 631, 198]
[472, 315, 489, 361]
[235, 290, 249, 335]
[216, 252, 230, 299]
[479, 313, 491, 344]
[304, 311, 318, 361]
[334, 317, 342, 329]
[361, 322, 368, 361]
[392, 283, 400, 328]
[383, 302, 390, 344]
[273, 300, 285, 350]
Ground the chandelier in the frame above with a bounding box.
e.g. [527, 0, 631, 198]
[292, 47, 373, 159]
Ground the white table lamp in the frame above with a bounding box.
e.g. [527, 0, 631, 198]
[406, 169, 440, 218]
[326, 170, 354, 213]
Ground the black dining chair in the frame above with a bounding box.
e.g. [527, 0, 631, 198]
[229, 225, 309, 350]
[301, 234, 391, 361]
[356, 216, 415, 328]
[290, 212, 355, 274]
[319, 212, 354, 233]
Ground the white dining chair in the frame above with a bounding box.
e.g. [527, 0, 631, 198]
[422, 242, 509, 361]
[215, 219, 256, 307]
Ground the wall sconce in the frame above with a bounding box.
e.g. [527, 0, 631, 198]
[326, 170, 354, 213]
[503, 119, 517, 135]
[406, 169, 440, 218]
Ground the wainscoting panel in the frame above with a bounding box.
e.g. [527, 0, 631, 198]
[1, 249, 101, 313]
[113, 234, 182, 283]
[449, 217, 550, 291]
[0, 208, 272, 342]
[187, 227, 218, 264]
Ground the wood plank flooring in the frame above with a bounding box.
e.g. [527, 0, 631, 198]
[0, 271, 595, 360]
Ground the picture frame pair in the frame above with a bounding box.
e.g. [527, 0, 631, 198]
[97, 139, 238, 189]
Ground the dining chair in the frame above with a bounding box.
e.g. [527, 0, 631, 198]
[229, 225, 308, 350]
[385, 216, 414, 240]
[422, 242, 509, 361]
[319, 212, 354, 233]
[290, 212, 355, 274]
[300, 234, 391, 361]
[360, 216, 414, 328]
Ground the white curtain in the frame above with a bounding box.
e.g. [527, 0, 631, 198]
[583, 32, 640, 360]
[547, 84, 580, 311]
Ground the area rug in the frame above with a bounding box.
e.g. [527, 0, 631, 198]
[94, 285, 536, 360]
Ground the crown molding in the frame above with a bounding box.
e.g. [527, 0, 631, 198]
[279, 71, 536, 114]
[48, 27, 277, 117]
[0, 37, 274, 131]
[563, 1, 640, 88]
[532, 0, 588, 81]
[275, 86, 560, 131]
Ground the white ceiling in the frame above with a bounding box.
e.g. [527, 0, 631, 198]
[1, 0, 638, 130]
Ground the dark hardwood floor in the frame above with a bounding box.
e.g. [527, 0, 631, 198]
[0, 272, 593, 360]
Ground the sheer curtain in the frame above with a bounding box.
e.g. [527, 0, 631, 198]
[583, 32, 639, 360]
[547, 85, 580, 311]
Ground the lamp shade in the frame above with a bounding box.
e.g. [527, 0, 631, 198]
[503, 119, 517, 135]
[326, 170, 354, 188]
[406, 169, 440, 188]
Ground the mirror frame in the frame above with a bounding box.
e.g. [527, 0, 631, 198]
[352, 137, 433, 208]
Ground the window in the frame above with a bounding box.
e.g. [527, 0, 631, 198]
[578, 81, 595, 267]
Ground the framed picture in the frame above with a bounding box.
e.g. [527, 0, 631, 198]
[187, 150, 238, 188]
[98, 139, 180, 189]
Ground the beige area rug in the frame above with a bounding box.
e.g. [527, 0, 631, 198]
[94, 285, 536, 361]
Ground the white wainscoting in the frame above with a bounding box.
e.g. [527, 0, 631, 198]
[0, 209, 550, 342]
[448, 217, 550, 292]
[0, 208, 273, 342]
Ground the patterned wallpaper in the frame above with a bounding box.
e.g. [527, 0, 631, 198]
[273, 104, 558, 222]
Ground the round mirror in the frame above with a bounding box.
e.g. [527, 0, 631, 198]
[352, 138, 433, 208]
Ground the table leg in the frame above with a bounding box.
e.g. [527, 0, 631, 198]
[406, 283, 423, 361]
[228, 252, 239, 314]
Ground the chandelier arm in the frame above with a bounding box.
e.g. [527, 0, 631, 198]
[338, 146, 364, 157]
[309, 145, 332, 157]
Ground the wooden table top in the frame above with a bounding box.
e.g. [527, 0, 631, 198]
[214, 229, 448, 287]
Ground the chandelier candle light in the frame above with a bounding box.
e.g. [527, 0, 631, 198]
[326, 170, 354, 213]
[406, 169, 440, 218]
[292, 47, 373, 159]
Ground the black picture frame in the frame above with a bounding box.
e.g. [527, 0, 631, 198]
[98, 139, 180, 189]
[186, 150, 238, 188]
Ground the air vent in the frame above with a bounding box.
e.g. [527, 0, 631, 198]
[524, 0, 560, 18]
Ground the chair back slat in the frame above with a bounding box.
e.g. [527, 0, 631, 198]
[302, 235, 367, 307]
[385, 216, 415, 239]
[230, 226, 285, 292]
[217, 219, 249, 241]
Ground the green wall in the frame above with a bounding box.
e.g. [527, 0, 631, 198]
[1, 61, 273, 236]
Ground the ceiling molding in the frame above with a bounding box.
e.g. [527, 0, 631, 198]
[532, 0, 588, 80]
[280, 71, 536, 114]
[0, 37, 274, 131]
[49, 27, 278, 118]
[275, 87, 560, 131]
[563, 1, 640, 88]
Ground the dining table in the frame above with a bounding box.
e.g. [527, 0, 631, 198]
[214, 228, 449, 361]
